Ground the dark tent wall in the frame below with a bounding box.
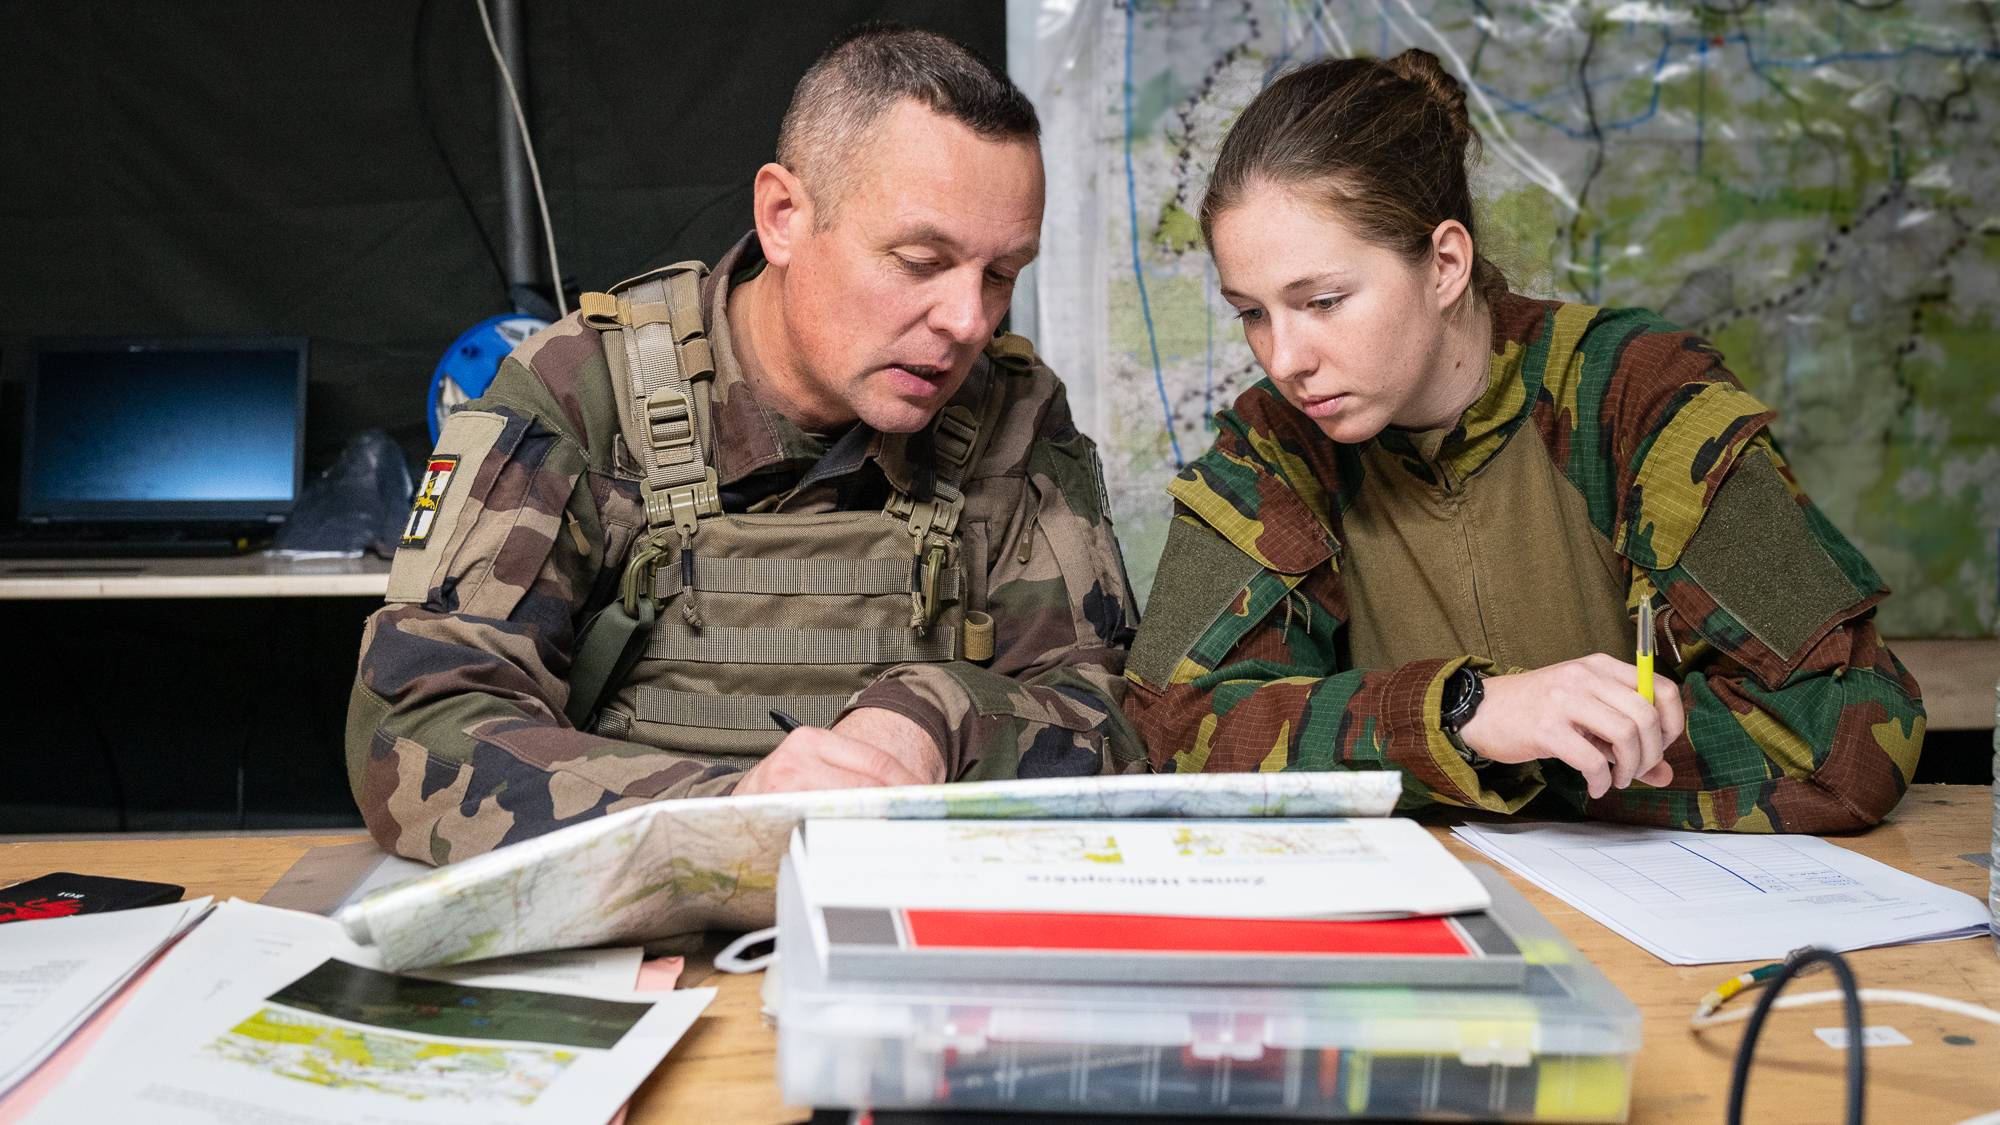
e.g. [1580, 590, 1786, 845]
[0, 1, 1006, 832]
[1, 0, 1006, 476]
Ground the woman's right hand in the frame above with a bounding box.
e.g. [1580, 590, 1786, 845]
[1455, 654, 1681, 798]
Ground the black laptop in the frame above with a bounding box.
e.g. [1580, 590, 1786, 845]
[2, 336, 308, 558]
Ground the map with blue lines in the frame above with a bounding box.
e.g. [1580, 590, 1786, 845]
[1039, 0, 1997, 634]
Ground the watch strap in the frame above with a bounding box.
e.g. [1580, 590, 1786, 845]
[1439, 665, 1484, 732]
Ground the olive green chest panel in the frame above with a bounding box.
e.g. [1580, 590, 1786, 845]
[1127, 514, 1267, 688]
[599, 509, 972, 757]
[1678, 448, 1863, 665]
[1341, 422, 1631, 673]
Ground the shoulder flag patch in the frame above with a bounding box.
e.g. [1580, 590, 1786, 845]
[401, 455, 460, 548]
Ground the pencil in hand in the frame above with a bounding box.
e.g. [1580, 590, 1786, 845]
[1636, 599, 1655, 704]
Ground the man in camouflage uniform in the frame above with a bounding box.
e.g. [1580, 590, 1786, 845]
[348, 26, 1139, 865]
[1126, 294, 1924, 833]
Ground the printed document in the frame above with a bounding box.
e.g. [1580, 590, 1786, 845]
[0, 897, 210, 1096]
[17, 900, 712, 1125]
[803, 817, 1490, 919]
[1453, 822, 1990, 964]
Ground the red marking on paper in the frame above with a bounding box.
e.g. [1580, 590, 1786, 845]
[900, 911, 1475, 957]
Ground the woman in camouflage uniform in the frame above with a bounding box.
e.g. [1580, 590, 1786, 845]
[1123, 50, 1923, 832]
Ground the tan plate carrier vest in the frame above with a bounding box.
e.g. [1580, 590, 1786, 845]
[563, 262, 1001, 756]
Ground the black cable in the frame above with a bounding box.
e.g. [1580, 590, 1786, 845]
[1727, 947, 1865, 1125]
[413, 0, 511, 300]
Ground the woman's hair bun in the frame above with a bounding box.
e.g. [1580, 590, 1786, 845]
[1385, 48, 1473, 151]
[1197, 47, 1509, 304]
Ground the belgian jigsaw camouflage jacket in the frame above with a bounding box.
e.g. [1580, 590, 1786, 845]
[348, 236, 1140, 865]
[1124, 291, 1924, 833]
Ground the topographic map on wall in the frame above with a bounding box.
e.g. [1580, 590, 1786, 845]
[1022, 0, 1998, 635]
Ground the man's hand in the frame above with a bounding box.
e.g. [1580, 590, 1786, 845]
[1456, 654, 1682, 799]
[732, 707, 947, 796]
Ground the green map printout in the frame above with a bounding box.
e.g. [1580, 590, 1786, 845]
[265, 958, 652, 1049]
[1037, 0, 1998, 635]
[208, 1009, 578, 1107]
[202, 959, 655, 1107]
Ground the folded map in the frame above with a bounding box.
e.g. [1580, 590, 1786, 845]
[336, 770, 1403, 971]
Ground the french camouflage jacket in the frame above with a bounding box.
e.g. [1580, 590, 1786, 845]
[1123, 291, 1924, 833]
[348, 236, 1140, 865]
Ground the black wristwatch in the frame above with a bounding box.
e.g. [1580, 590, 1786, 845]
[1439, 666, 1484, 733]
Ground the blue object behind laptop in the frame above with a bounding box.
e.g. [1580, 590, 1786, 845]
[7, 336, 308, 556]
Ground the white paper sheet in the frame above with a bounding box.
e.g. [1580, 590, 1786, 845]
[18, 900, 711, 1125]
[404, 946, 644, 996]
[1452, 822, 1990, 965]
[804, 817, 1490, 919]
[0, 898, 211, 1096]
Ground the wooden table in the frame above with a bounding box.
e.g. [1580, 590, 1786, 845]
[3, 786, 1994, 1124]
[1433, 786, 2000, 1125]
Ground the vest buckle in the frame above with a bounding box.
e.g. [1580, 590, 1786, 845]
[644, 386, 697, 454]
[919, 540, 949, 631]
[621, 541, 666, 617]
[934, 405, 978, 468]
[641, 470, 721, 535]
[637, 471, 720, 628]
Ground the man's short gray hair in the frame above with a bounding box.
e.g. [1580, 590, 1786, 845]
[776, 23, 1040, 228]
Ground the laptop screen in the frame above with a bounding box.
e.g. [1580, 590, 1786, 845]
[21, 337, 308, 522]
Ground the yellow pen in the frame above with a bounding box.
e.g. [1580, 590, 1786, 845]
[1636, 599, 1655, 704]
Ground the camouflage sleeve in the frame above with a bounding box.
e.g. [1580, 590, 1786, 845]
[1122, 515, 1547, 815]
[345, 332, 743, 867]
[1540, 323, 1926, 833]
[1583, 441, 1924, 832]
[846, 377, 1144, 781]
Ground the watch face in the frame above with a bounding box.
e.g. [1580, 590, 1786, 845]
[1441, 668, 1479, 730]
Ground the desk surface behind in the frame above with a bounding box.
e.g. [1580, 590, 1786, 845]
[0, 553, 391, 599]
[0, 785, 1993, 1125]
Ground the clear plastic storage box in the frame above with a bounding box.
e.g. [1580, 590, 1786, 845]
[776, 861, 1641, 1121]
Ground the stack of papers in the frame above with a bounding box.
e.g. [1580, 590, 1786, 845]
[804, 817, 1489, 919]
[1453, 822, 1991, 965]
[791, 818, 1522, 987]
[0, 897, 210, 1098]
[10, 900, 713, 1125]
